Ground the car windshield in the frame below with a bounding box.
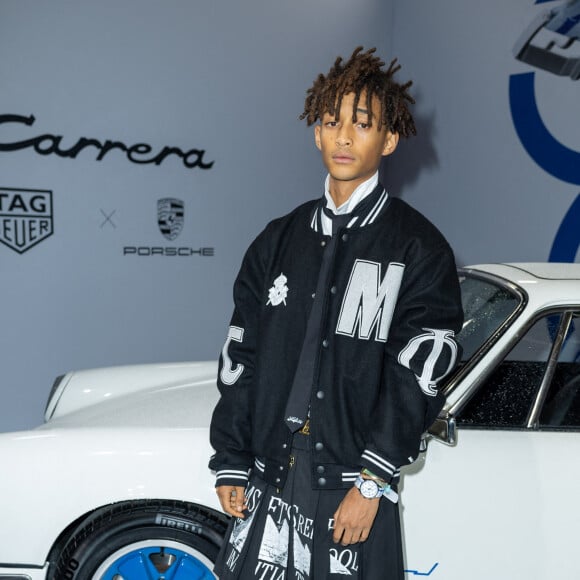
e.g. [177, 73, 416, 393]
[456, 273, 523, 361]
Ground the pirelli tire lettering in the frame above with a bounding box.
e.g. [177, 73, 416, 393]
[123, 246, 214, 257]
[155, 514, 203, 535]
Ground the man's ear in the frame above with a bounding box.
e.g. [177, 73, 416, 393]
[314, 124, 322, 151]
[382, 131, 399, 156]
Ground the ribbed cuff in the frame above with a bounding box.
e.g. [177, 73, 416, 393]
[215, 467, 250, 487]
[360, 448, 400, 484]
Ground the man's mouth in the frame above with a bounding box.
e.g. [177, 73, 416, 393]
[332, 152, 355, 163]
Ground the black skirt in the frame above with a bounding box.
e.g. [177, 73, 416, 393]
[214, 433, 404, 580]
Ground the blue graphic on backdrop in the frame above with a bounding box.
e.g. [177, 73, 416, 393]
[509, 73, 580, 185]
[549, 194, 580, 261]
[510, 0, 580, 262]
[405, 563, 439, 576]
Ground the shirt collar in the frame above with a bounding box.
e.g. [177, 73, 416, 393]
[324, 172, 379, 215]
[314, 172, 387, 236]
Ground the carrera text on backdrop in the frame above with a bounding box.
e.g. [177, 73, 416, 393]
[0, 114, 215, 171]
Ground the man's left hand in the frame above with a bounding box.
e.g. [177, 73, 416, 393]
[332, 486, 380, 545]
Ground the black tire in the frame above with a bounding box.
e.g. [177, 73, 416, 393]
[49, 500, 227, 580]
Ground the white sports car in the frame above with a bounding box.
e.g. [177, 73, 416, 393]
[0, 263, 578, 580]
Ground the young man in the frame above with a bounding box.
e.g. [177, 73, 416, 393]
[209, 47, 463, 579]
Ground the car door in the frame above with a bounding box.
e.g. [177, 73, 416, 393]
[401, 309, 580, 579]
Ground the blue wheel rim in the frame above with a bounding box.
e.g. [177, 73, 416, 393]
[99, 544, 215, 580]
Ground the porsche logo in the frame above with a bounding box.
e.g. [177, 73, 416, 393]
[157, 198, 184, 241]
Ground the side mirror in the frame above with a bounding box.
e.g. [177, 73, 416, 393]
[428, 414, 457, 446]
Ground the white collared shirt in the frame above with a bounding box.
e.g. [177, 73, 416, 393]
[321, 172, 384, 236]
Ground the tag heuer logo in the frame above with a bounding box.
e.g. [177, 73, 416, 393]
[157, 198, 184, 241]
[0, 187, 53, 254]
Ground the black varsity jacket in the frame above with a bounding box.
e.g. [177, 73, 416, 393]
[209, 184, 463, 493]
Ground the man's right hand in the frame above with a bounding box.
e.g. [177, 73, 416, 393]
[216, 485, 247, 518]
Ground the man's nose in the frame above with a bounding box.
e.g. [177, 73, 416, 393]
[336, 125, 352, 146]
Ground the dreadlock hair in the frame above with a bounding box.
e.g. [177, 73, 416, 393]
[299, 46, 416, 138]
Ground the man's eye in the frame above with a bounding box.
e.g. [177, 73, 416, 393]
[325, 121, 338, 127]
[357, 122, 369, 129]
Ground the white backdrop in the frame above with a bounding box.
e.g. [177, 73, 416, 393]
[0, 0, 391, 430]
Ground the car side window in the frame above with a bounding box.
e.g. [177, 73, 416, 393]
[539, 314, 580, 430]
[456, 276, 521, 361]
[457, 314, 564, 429]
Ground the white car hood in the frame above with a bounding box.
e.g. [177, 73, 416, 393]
[44, 361, 219, 428]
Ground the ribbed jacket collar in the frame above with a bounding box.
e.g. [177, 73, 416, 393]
[310, 179, 389, 235]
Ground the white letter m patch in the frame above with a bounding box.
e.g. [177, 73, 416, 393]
[336, 260, 405, 343]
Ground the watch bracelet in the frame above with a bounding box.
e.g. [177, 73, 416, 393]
[360, 467, 389, 489]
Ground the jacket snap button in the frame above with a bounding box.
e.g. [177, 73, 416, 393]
[282, 443, 287, 449]
[321, 240, 326, 247]
[315, 442, 324, 451]
[279, 465, 284, 471]
[318, 477, 327, 486]
[316, 390, 324, 399]
[275, 477, 281, 483]
[322, 339, 329, 348]
[317, 465, 325, 474]
[330, 286, 337, 294]
[341, 233, 348, 242]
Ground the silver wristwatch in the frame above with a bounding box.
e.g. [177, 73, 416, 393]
[354, 474, 389, 499]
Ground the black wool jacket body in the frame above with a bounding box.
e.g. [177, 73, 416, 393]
[209, 185, 463, 494]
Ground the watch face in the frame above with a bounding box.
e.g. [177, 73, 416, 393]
[360, 479, 379, 499]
